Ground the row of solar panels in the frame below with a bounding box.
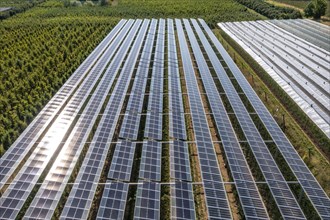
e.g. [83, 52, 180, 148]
[0, 18, 329, 220]
[222, 21, 330, 116]
[219, 20, 330, 139]
[271, 19, 330, 52]
[217, 20, 329, 219]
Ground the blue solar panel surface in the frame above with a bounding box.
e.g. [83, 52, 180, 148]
[188, 18, 269, 220]
[213, 19, 330, 219]
[176, 18, 232, 219]
[0, 18, 328, 220]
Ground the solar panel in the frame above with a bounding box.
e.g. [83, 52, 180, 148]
[1, 17, 327, 220]
[107, 141, 136, 181]
[98, 19, 162, 212]
[139, 141, 162, 181]
[298, 19, 329, 32]
[60, 19, 149, 220]
[120, 19, 158, 140]
[224, 22, 330, 118]
[144, 19, 165, 140]
[169, 113, 187, 140]
[219, 22, 330, 138]
[201, 18, 330, 219]
[144, 112, 163, 140]
[230, 24, 328, 113]
[261, 21, 328, 59]
[189, 18, 269, 219]
[170, 140, 192, 182]
[298, 19, 329, 33]
[169, 141, 196, 219]
[0, 19, 127, 192]
[20, 20, 137, 220]
[170, 182, 196, 220]
[175, 18, 232, 219]
[155, 19, 196, 220]
[134, 182, 161, 220]
[134, 112, 162, 218]
[271, 19, 330, 51]
[0, 20, 136, 220]
[167, 18, 187, 140]
[198, 19, 307, 219]
[221, 21, 330, 134]
[119, 113, 141, 140]
[26, 104, 115, 218]
[250, 21, 329, 78]
[98, 19, 160, 215]
[96, 182, 129, 220]
[243, 26, 329, 87]
[287, 19, 330, 42]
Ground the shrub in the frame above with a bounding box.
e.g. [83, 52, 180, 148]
[304, 0, 327, 19]
[235, 0, 302, 19]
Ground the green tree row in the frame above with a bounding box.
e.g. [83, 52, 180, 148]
[0, 17, 119, 155]
[0, 0, 46, 20]
[16, 0, 264, 27]
[235, 0, 302, 19]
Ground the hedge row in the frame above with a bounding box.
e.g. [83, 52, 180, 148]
[0, 0, 46, 20]
[235, 0, 302, 19]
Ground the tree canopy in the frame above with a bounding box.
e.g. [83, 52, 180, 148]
[304, 0, 327, 19]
